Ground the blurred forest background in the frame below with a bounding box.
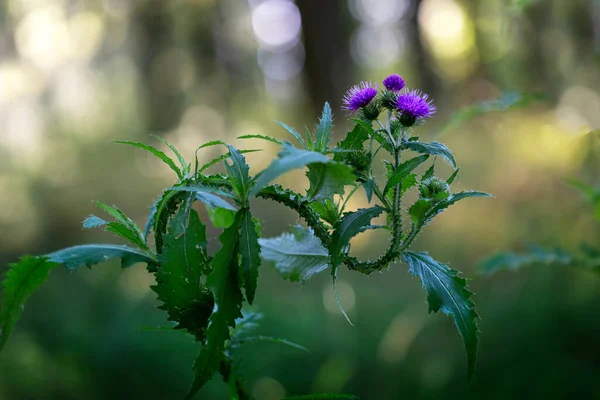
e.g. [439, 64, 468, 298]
[1, 0, 600, 399]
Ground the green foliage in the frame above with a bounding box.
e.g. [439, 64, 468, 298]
[46, 244, 156, 269]
[152, 207, 212, 337]
[113, 139, 184, 180]
[402, 251, 479, 381]
[259, 225, 329, 282]
[401, 141, 457, 169]
[314, 102, 333, 152]
[1, 88, 492, 398]
[239, 208, 261, 304]
[383, 154, 430, 196]
[0, 256, 59, 352]
[480, 177, 600, 276]
[185, 211, 244, 400]
[251, 143, 330, 196]
[306, 162, 355, 200]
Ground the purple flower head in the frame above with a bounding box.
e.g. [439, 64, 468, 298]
[382, 74, 405, 92]
[394, 89, 436, 119]
[342, 81, 378, 113]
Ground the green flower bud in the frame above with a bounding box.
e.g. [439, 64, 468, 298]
[379, 90, 398, 109]
[419, 177, 450, 200]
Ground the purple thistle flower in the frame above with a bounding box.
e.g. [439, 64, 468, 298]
[394, 89, 436, 119]
[342, 81, 378, 113]
[382, 74, 405, 92]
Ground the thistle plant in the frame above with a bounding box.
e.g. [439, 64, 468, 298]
[0, 75, 491, 399]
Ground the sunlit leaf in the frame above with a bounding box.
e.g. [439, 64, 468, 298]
[402, 251, 478, 381]
[113, 140, 183, 179]
[258, 225, 328, 282]
[401, 141, 456, 169]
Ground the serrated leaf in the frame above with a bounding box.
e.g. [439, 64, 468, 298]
[82, 214, 107, 229]
[410, 191, 492, 229]
[152, 207, 212, 336]
[383, 155, 430, 196]
[198, 149, 261, 173]
[105, 222, 147, 249]
[329, 206, 385, 271]
[362, 178, 375, 203]
[276, 121, 306, 148]
[113, 140, 183, 179]
[402, 141, 456, 169]
[46, 244, 156, 269]
[282, 394, 359, 399]
[225, 145, 252, 203]
[239, 208, 261, 304]
[306, 162, 355, 200]
[402, 251, 478, 381]
[238, 134, 283, 146]
[165, 185, 237, 212]
[315, 102, 333, 152]
[184, 212, 243, 399]
[93, 201, 146, 249]
[151, 134, 188, 176]
[258, 225, 328, 282]
[0, 256, 60, 353]
[310, 199, 340, 226]
[250, 143, 330, 197]
[334, 123, 369, 154]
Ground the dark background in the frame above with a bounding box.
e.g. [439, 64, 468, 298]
[0, 0, 599, 399]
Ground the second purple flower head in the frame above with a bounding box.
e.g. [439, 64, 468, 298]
[342, 81, 378, 113]
[394, 89, 436, 121]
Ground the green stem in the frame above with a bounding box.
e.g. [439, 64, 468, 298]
[220, 358, 255, 400]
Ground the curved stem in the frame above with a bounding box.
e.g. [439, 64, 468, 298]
[257, 187, 402, 275]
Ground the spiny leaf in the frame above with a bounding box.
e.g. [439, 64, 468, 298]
[238, 134, 283, 146]
[239, 208, 261, 304]
[0, 256, 60, 353]
[165, 185, 237, 211]
[82, 214, 107, 229]
[93, 201, 146, 248]
[311, 199, 341, 226]
[401, 141, 456, 169]
[152, 207, 212, 337]
[383, 155, 430, 196]
[258, 225, 328, 282]
[276, 121, 306, 148]
[314, 102, 333, 152]
[250, 143, 330, 197]
[225, 145, 252, 203]
[151, 134, 188, 176]
[113, 140, 182, 179]
[184, 212, 243, 399]
[105, 222, 147, 249]
[402, 251, 478, 381]
[306, 162, 355, 201]
[334, 122, 369, 154]
[447, 168, 460, 185]
[46, 244, 156, 269]
[409, 191, 492, 230]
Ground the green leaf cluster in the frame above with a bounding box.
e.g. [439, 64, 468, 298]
[0, 97, 494, 399]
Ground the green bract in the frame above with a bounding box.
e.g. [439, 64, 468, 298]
[0, 89, 491, 398]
